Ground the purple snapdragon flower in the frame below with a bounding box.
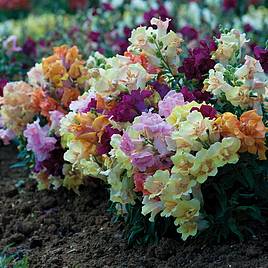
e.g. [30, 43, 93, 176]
[22, 38, 36, 56]
[131, 150, 156, 172]
[112, 27, 131, 54]
[181, 86, 211, 103]
[178, 40, 216, 82]
[97, 125, 121, 155]
[102, 3, 113, 11]
[254, 46, 268, 73]
[150, 81, 171, 99]
[0, 116, 15, 144]
[49, 111, 65, 134]
[0, 127, 15, 145]
[108, 90, 152, 122]
[191, 105, 217, 119]
[0, 78, 8, 97]
[3, 35, 22, 54]
[244, 23, 253, 33]
[89, 31, 100, 42]
[37, 144, 65, 176]
[180, 25, 199, 41]
[120, 132, 135, 156]
[223, 0, 237, 11]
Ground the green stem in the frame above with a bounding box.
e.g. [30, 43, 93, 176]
[153, 39, 182, 89]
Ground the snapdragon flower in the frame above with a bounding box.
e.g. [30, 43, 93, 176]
[158, 90, 185, 117]
[212, 29, 249, 64]
[24, 120, 57, 163]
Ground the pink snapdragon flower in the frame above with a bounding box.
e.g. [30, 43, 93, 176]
[23, 120, 57, 162]
[131, 150, 156, 172]
[134, 173, 150, 194]
[120, 131, 156, 171]
[133, 112, 172, 138]
[158, 90, 185, 117]
[0, 128, 15, 145]
[0, 116, 15, 144]
[120, 132, 135, 156]
[69, 92, 96, 112]
[49, 111, 64, 134]
[3, 35, 22, 54]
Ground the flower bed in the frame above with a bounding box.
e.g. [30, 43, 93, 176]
[0, 0, 267, 82]
[0, 2, 268, 244]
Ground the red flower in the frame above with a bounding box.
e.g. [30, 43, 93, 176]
[191, 105, 217, 119]
[0, 0, 29, 10]
[134, 173, 150, 195]
[254, 46, 268, 73]
[0, 79, 8, 97]
[178, 40, 216, 82]
[223, 0, 237, 11]
[69, 0, 87, 10]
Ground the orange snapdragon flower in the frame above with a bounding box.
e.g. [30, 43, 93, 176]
[42, 45, 88, 88]
[215, 110, 268, 160]
[124, 51, 160, 74]
[68, 113, 110, 155]
[65, 46, 79, 66]
[61, 88, 80, 108]
[40, 97, 63, 119]
[31, 88, 64, 120]
[46, 61, 68, 88]
[239, 110, 267, 160]
[215, 112, 241, 137]
[0, 81, 37, 134]
[96, 94, 117, 111]
[69, 59, 83, 79]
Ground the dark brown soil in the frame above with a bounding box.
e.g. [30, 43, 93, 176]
[1, 145, 268, 268]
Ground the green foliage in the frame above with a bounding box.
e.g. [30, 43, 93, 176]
[0, 245, 29, 268]
[212, 93, 245, 117]
[11, 136, 35, 170]
[0, 10, 27, 22]
[109, 152, 268, 245]
[202, 153, 268, 243]
[109, 201, 176, 246]
[0, 42, 34, 81]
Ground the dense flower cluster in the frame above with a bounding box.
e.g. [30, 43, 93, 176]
[0, 45, 89, 188]
[0, 16, 267, 242]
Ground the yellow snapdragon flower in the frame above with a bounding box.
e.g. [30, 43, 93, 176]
[144, 170, 170, 199]
[172, 199, 200, 225]
[166, 101, 201, 127]
[62, 164, 84, 194]
[177, 221, 198, 241]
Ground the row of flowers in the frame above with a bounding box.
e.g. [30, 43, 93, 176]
[1, 17, 268, 241]
[2, 1, 268, 46]
[0, 0, 89, 12]
[0, 0, 267, 82]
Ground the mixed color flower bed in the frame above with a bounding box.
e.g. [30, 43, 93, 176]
[0, 0, 268, 244]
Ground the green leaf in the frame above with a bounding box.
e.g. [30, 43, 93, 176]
[236, 206, 265, 223]
[241, 167, 255, 189]
[228, 218, 243, 240]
